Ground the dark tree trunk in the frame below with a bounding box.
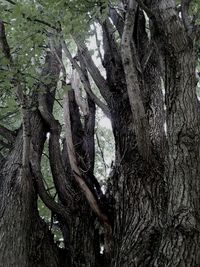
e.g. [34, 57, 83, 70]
[1, 1, 200, 266]
[0, 50, 64, 267]
[0, 121, 61, 267]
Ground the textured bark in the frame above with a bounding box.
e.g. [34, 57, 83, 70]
[1, 1, 200, 266]
[100, 12, 165, 265]
[0, 121, 61, 267]
[149, 1, 200, 265]
[121, 0, 152, 161]
[0, 50, 64, 266]
[62, 88, 105, 267]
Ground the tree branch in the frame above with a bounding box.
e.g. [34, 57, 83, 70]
[141, 42, 154, 71]
[4, 0, 16, 5]
[63, 89, 112, 233]
[38, 85, 76, 208]
[108, 6, 124, 37]
[96, 132, 107, 176]
[0, 139, 12, 149]
[181, 0, 193, 34]
[72, 35, 112, 105]
[71, 68, 89, 116]
[93, 23, 104, 64]
[121, 0, 152, 161]
[0, 124, 16, 143]
[30, 144, 70, 224]
[62, 39, 110, 118]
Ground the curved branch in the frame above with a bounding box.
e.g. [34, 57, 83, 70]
[30, 145, 70, 224]
[38, 90, 76, 208]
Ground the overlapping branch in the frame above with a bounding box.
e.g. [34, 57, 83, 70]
[62, 39, 110, 117]
[72, 36, 112, 105]
[63, 83, 112, 234]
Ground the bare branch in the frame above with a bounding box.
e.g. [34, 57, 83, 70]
[62, 39, 110, 118]
[30, 144, 70, 224]
[93, 23, 104, 64]
[96, 132, 108, 176]
[4, 0, 16, 5]
[0, 20, 12, 62]
[72, 35, 112, 104]
[38, 87, 76, 208]
[63, 89, 112, 232]
[0, 110, 19, 121]
[108, 6, 124, 37]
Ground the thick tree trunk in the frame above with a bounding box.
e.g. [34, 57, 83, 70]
[0, 123, 61, 267]
[155, 42, 200, 267]
[0, 49, 64, 266]
[109, 93, 166, 266]
[1, 1, 199, 266]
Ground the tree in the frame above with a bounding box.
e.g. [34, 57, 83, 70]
[0, 0, 200, 266]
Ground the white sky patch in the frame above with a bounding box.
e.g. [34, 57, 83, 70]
[99, 117, 112, 129]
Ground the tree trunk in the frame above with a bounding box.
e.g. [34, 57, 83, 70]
[1, 1, 200, 266]
[154, 31, 200, 267]
[0, 49, 64, 266]
[0, 122, 61, 267]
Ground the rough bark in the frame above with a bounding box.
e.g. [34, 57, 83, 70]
[0, 120, 61, 267]
[147, 1, 200, 265]
[1, 1, 200, 266]
[0, 49, 64, 266]
[121, 0, 152, 161]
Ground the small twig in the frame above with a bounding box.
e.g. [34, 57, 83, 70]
[42, 152, 49, 159]
[93, 23, 104, 64]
